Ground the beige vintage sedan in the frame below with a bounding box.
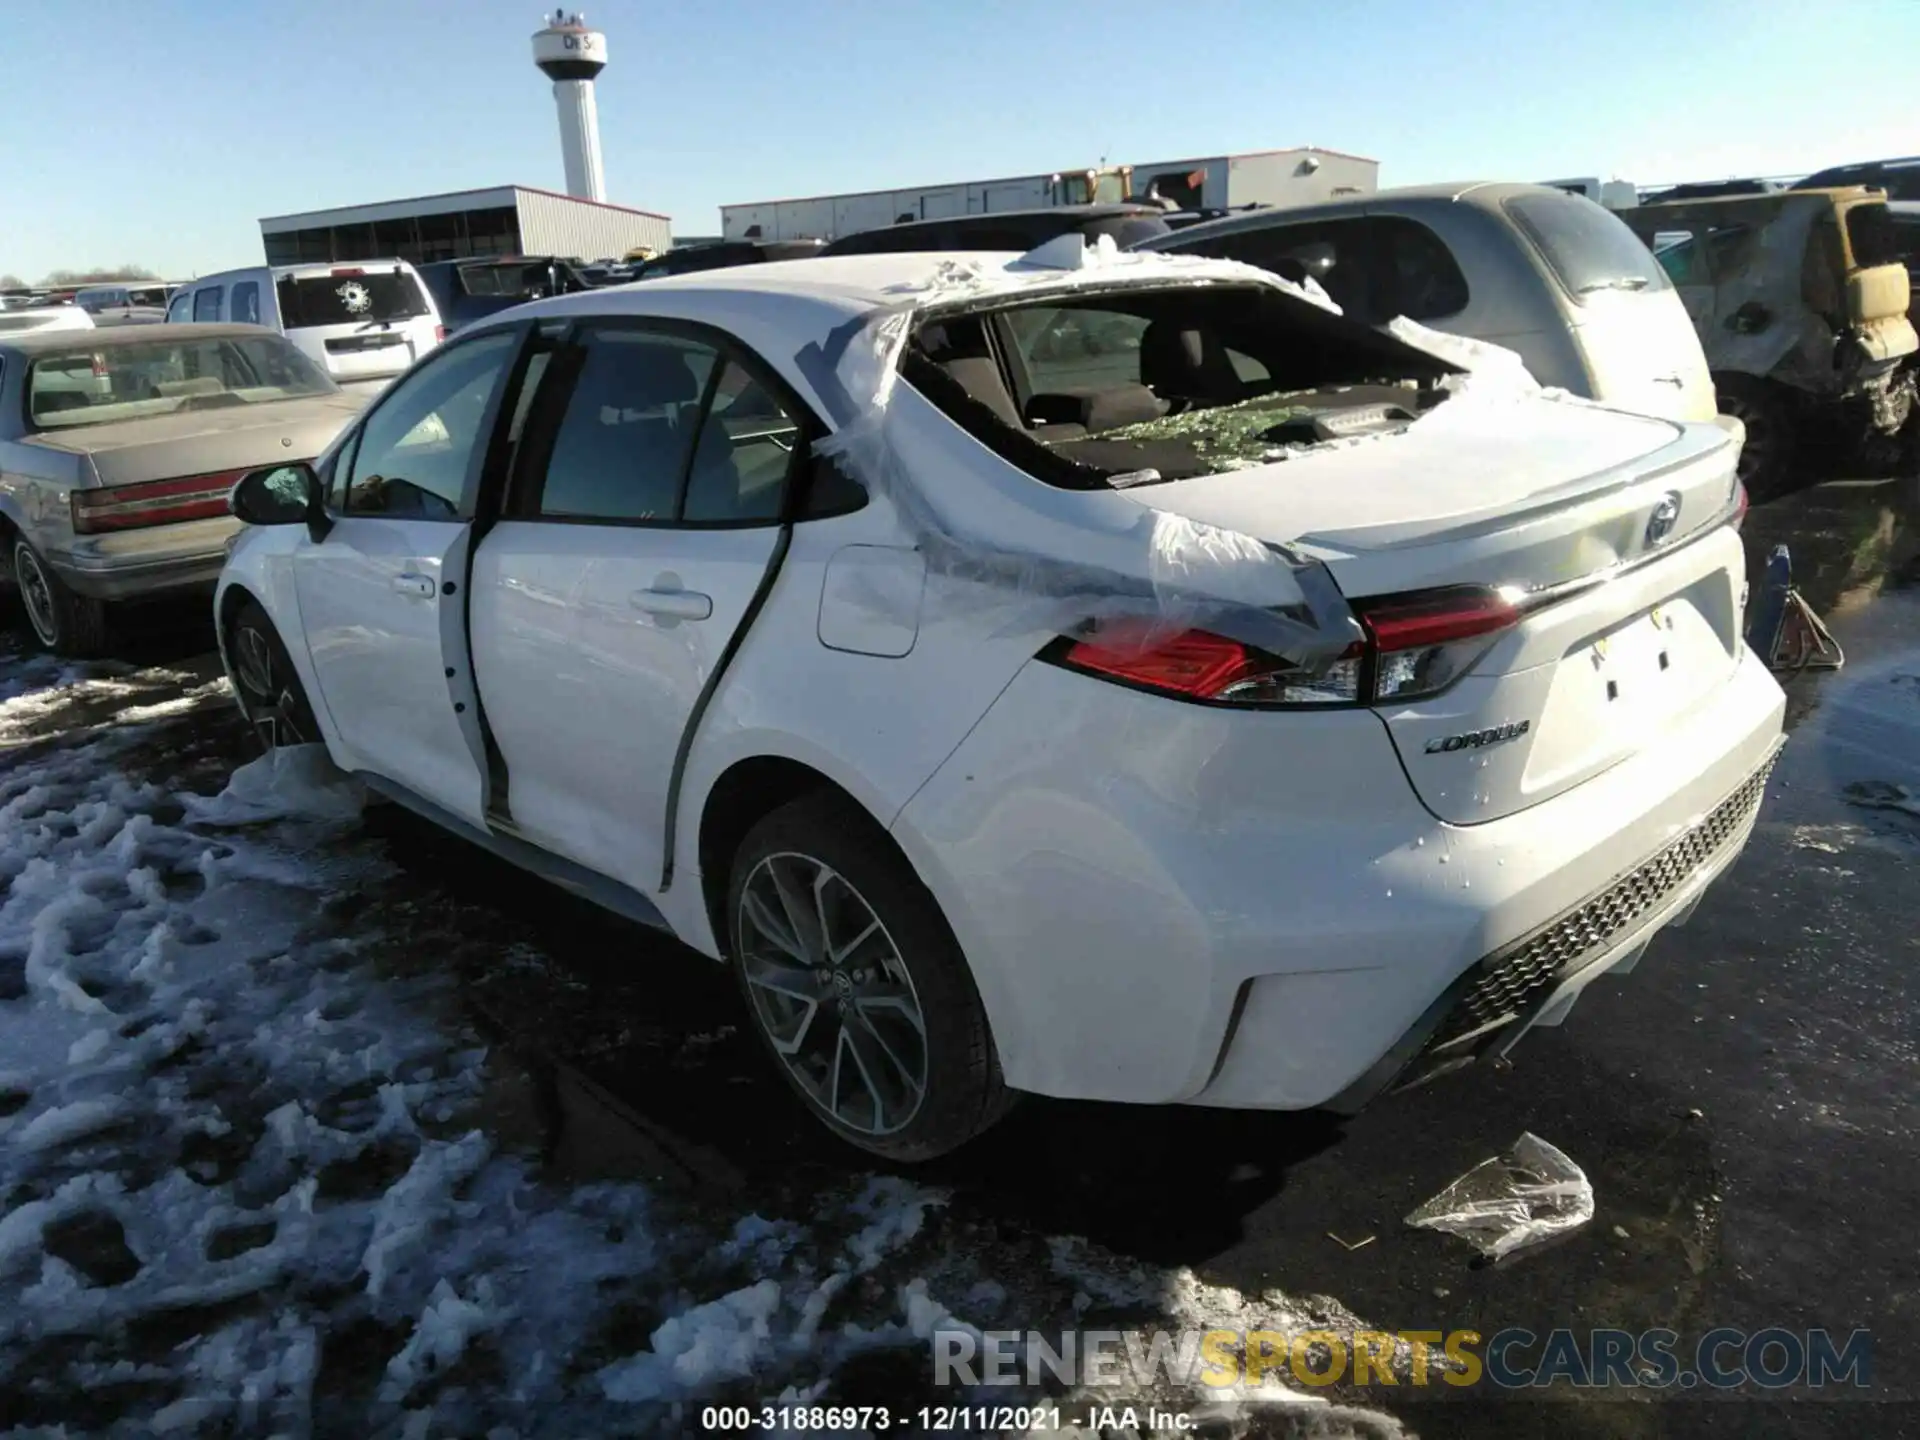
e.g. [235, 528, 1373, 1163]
[0, 324, 368, 654]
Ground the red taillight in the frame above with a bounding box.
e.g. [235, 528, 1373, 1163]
[1732, 482, 1749, 531]
[435, 324, 448, 343]
[1357, 587, 1519, 653]
[71, 470, 247, 534]
[1050, 585, 1521, 708]
[1063, 627, 1266, 699]
[1357, 586, 1520, 703]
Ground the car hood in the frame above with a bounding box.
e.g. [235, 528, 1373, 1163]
[22, 393, 368, 486]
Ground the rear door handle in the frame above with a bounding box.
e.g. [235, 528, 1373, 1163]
[391, 572, 436, 598]
[630, 587, 713, 621]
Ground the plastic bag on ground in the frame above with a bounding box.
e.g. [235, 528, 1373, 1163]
[1404, 1132, 1594, 1261]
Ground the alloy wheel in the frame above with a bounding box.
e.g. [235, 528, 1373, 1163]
[737, 851, 929, 1137]
[231, 622, 307, 749]
[14, 543, 59, 648]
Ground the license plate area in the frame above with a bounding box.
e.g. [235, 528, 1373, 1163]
[1524, 572, 1738, 793]
[325, 333, 406, 353]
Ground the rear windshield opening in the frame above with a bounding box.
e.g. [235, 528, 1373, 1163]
[902, 283, 1456, 488]
[1503, 191, 1673, 301]
[275, 271, 430, 328]
[28, 334, 336, 429]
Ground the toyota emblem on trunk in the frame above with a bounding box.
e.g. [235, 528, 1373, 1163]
[1646, 491, 1682, 547]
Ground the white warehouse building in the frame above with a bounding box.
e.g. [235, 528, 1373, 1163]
[1127, 147, 1378, 211]
[259, 184, 672, 267]
[719, 146, 1379, 243]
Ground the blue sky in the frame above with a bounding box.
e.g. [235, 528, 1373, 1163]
[2, 0, 1914, 282]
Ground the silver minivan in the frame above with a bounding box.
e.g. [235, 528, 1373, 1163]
[167, 261, 444, 393]
[1141, 182, 1717, 423]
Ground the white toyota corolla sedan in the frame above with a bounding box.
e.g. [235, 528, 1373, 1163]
[215, 241, 1786, 1158]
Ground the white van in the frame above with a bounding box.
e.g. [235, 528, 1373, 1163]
[167, 261, 444, 392]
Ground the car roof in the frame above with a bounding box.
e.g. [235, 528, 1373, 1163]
[1630, 185, 1887, 219]
[517, 248, 1258, 322]
[1142, 181, 1565, 245]
[0, 322, 275, 355]
[482, 249, 1278, 401]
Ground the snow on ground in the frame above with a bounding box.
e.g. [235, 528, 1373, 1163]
[0, 709, 962, 1436]
[0, 652, 1403, 1439]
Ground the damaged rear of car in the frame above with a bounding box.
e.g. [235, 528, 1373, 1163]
[1626, 187, 1918, 494]
[827, 248, 1786, 1134]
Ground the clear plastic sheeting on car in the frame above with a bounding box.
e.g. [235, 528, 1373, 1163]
[1385, 316, 1545, 400]
[791, 256, 1364, 666]
[1404, 1132, 1595, 1262]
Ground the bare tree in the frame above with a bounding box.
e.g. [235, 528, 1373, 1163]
[0, 274, 26, 290]
[41, 265, 161, 286]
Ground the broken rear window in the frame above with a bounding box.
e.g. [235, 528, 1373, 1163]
[1503, 192, 1672, 301]
[904, 283, 1455, 488]
[275, 271, 431, 329]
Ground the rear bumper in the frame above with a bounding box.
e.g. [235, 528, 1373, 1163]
[1321, 737, 1781, 1112]
[49, 516, 238, 601]
[893, 641, 1787, 1110]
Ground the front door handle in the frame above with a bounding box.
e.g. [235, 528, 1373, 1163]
[391, 572, 436, 599]
[630, 587, 713, 621]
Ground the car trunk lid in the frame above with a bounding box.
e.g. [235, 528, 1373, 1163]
[23, 393, 366, 488]
[1130, 397, 1747, 823]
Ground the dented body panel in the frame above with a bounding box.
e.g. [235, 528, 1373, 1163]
[1627, 188, 1917, 433]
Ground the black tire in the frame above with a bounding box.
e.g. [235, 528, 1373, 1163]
[726, 789, 1013, 1161]
[10, 535, 110, 657]
[225, 597, 321, 752]
[1715, 375, 1795, 502]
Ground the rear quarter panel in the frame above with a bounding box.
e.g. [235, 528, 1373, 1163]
[664, 484, 1047, 955]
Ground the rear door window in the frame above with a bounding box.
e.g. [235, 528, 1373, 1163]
[529, 328, 718, 522]
[681, 364, 804, 524]
[1179, 218, 1379, 321]
[192, 286, 224, 322]
[1502, 191, 1671, 300]
[1373, 217, 1469, 321]
[229, 280, 262, 326]
[275, 271, 431, 329]
[1006, 307, 1152, 393]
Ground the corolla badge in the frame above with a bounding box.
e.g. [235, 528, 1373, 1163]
[1646, 490, 1683, 547]
[1424, 719, 1531, 754]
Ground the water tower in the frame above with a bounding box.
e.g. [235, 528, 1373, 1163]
[532, 11, 608, 203]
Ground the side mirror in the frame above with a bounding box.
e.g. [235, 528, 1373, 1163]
[231, 462, 331, 541]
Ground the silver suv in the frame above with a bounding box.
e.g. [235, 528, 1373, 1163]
[1139, 182, 1716, 424]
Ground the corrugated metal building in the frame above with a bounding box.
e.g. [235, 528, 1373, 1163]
[1127, 148, 1379, 211]
[258, 185, 672, 266]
